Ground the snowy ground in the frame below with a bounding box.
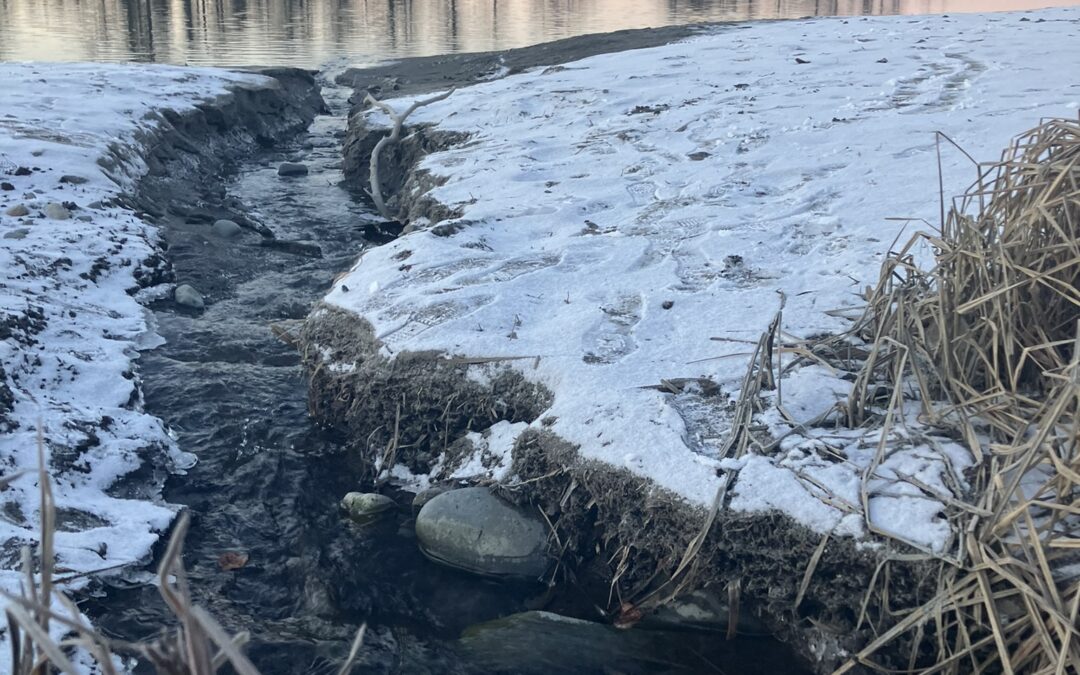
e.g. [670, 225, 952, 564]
[0, 63, 273, 645]
[328, 8, 1080, 554]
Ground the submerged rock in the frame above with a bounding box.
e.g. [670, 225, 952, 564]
[411, 485, 450, 515]
[415, 487, 549, 578]
[341, 492, 395, 524]
[4, 204, 28, 217]
[459, 611, 795, 674]
[212, 218, 243, 238]
[43, 202, 71, 220]
[277, 161, 309, 177]
[641, 589, 770, 636]
[174, 284, 205, 309]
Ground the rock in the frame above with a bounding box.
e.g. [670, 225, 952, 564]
[13, 167, 31, 176]
[4, 204, 28, 217]
[0, 182, 13, 191]
[459, 611, 769, 674]
[75, 215, 93, 223]
[687, 151, 711, 161]
[3, 229, 29, 240]
[341, 492, 395, 524]
[277, 162, 309, 177]
[43, 203, 70, 220]
[415, 487, 549, 578]
[212, 219, 243, 238]
[411, 485, 451, 515]
[59, 175, 88, 185]
[174, 284, 205, 310]
[640, 589, 771, 636]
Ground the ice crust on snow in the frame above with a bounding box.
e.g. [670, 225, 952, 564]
[0, 62, 273, 638]
[330, 9, 1080, 553]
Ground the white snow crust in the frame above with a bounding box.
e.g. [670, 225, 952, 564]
[0, 62, 273, 655]
[330, 9, 1080, 553]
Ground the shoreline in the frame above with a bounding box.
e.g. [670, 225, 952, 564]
[301, 8, 1080, 672]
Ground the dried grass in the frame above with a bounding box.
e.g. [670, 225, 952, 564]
[825, 116, 1080, 673]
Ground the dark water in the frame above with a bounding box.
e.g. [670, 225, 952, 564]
[1, 0, 1077, 68]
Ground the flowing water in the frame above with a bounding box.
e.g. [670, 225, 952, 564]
[1, 0, 1077, 67]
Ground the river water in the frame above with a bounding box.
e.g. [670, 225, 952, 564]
[1, 0, 1078, 67]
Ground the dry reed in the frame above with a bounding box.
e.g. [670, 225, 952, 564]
[826, 116, 1080, 673]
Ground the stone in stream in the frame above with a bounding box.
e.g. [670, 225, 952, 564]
[43, 203, 71, 220]
[4, 204, 29, 217]
[277, 161, 309, 177]
[174, 284, 205, 309]
[341, 492, 395, 525]
[459, 611, 782, 674]
[414, 487, 550, 579]
[212, 219, 243, 238]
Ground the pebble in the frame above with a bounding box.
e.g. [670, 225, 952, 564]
[415, 487, 550, 578]
[212, 219, 243, 238]
[59, 175, 88, 185]
[174, 284, 205, 310]
[4, 204, 29, 217]
[277, 162, 309, 177]
[341, 492, 396, 524]
[0, 182, 13, 191]
[43, 203, 71, 220]
[3, 229, 29, 240]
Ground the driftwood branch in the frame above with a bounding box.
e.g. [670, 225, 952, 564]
[363, 88, 454, 221]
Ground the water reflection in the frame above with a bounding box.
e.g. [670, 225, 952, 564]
[0, 0, 1074, 70]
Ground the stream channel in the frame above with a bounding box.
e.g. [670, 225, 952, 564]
[84, 80, 807, 675]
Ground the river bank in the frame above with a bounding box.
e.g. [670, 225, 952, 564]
[303, 7, 1080, 672]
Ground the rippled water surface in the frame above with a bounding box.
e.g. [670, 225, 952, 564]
[1, 0, 1077, 67]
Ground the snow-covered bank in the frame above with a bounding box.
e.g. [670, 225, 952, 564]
[0, 63, 319, 641]
[322, 7, 1077, 538]
[306, 8, 1079, 669]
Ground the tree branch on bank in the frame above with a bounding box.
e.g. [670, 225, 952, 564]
[364, 88, 454, 221]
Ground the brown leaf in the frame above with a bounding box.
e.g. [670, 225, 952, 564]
[217, 551, 249, 571]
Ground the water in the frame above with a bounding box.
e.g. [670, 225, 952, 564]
[1, 0, 1077, 68]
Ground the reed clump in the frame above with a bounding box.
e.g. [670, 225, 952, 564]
[833, 117, 1080, 673]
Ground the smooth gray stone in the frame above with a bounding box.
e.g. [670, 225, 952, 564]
[212, 219, 243, 238]
[415, 487, 549, 578]
[277, 162, 309, 177]
[3, 228, 29, 240]
[43, 203, 71, 220]
[411, 485, 450, 515]
[341, 492, 395, 524]
[4, 204, 29, 217]
[174, 284, 205, 309]
[59, 175, 88, 185]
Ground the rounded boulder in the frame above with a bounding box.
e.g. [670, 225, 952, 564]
[415, 487, 550, 579]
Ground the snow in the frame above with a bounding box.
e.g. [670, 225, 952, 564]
[328, 8, 1080, 552]
[0, 62, 274, 654]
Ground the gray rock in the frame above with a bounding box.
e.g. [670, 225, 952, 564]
[212, 219, 243, 238]
[3, 228, 29, 240]
[4, 204, 29, 217]
[59, 175, 88, 185]
[415, 487, 549, 578]
[174, 284, 205, 310]
[277, 162, 309, 177]
[43, 203, 71, 220]
[640, 589, 770, 636]
[460, 611, 754, 674]
[411, 485, 450, 515]
[76, 215, 93, 223]
[341, 492, 395, 524]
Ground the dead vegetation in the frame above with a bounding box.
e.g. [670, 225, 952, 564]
[792, 116, 1080, 673]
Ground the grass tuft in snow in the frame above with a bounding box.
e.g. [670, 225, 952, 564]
[820, 116, 1080, 674]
